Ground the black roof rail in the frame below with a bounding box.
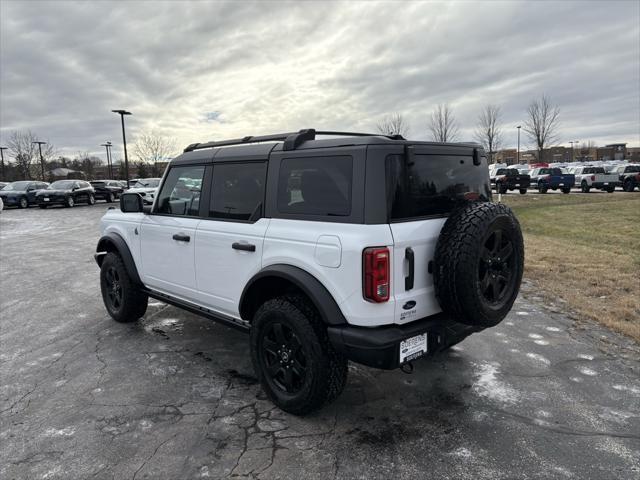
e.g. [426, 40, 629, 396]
[182, 129, 404, 153]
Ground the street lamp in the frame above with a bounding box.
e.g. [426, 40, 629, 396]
[101, 141, 113, 178]
[569, 140, 579, 162]
[0, 146, 8, 180]
[32, 141, 47, 181]
[516, 126, 521, 164]
[112, 110, 132, 188]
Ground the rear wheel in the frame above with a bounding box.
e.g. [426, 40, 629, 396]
[581, 181, 590, 193]
[100, 252, 148, 322]
[538, 183, 548, 194]
[562, 187, 571, 194]
[606, 186, 615, 193]
[88, 194, 96, 205]
[250, 295, 348, 415]
[623, 179, 635, 192]
[433, 202, 524, 328]
[65, 196, 74, 208]
[497, 183, 507, 194]
[18, 197, 28, 209]
[519, 188, 527, 195]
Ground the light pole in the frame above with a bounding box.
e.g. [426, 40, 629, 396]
[101, 141, 113, 178]
[32, 141, 47, 181]
[574, 140, 579, 162]
[0, 146, 7, 180]
[516, 126, 521, 164]
[112, 110, 132, 188]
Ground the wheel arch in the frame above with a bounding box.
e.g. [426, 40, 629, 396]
[239, 264, 347, 326]
[95, 233, 142, 286]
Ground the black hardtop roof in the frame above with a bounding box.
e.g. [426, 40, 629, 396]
[171, 129, 481, 165]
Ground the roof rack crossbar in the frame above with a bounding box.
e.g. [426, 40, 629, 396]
[182, 129, 404, 153]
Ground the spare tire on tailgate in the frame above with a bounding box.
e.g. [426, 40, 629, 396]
[433, 202, 524, 328]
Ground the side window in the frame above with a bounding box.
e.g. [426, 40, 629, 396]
[209, 162, 266, 221]
[277, 156, 352, 216]
[155, 165, 205, 216]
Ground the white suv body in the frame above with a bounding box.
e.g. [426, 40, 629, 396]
[96, 130, 524, 414]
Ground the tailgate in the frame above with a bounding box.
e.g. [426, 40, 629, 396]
[389, 219, 446, 324]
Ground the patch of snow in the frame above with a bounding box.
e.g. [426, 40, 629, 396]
[534, 340, 549, 346]
[44, 427, 75, 436]
[472, 362, 520, 404]
[612, 384, 640, 395]
[509, 348, 520, 353]
[570, 376, 583, 383]
[578, 354, 594, 361]
[450, 447, 473, 459]
[526, 353, 551, 365]
[579, 367, 598, 376]
[516, 311, 529, 316]
[505, 321, 514, 326]
[545, 326, 561, 332]
[536, 410, 552, 418]
[528, 333, 543, 339]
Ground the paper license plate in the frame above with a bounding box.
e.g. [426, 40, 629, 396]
[400, 334, 427, 363]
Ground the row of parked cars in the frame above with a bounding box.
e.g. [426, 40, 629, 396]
[489, 163, 640, 194]
[0, 178, 162, 211]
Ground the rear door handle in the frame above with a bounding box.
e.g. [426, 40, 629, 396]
[232, 242, 256, 252]
[405, 247, 414, 291]
[172, 233, 190, 242]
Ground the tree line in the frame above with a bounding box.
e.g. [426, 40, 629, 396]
[376, 94, 563, 163]
[0, 130, 176, 182]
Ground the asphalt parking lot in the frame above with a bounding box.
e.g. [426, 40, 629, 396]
[1, 202, 639, 480]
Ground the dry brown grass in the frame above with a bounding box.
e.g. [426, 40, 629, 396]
[503, 193, 640, 342]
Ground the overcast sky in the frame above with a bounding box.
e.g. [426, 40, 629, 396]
[1, 0, 639, 159]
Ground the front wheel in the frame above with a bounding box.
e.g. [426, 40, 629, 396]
[65, 196, 74, 208]
[538, 183, 548, 194]
[606, 186, 615, 193]
[581, 182, 590, 193]
[562, 187, 571, 194]
[519, 188, 527, 195]
[107, 192, 115, 203]
[18, 197, 28, 209]
[88, 194, 96, 205]
[250, 295, 348, 415]
[623, 179, 635, 192]
[100, 252, 148, 322]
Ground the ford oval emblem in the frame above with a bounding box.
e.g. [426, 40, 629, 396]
[403, 301, 416, 310]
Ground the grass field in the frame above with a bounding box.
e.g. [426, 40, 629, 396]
[503, 192, 640, 342]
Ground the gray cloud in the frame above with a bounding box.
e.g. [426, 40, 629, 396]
[0, 0, 638, 159]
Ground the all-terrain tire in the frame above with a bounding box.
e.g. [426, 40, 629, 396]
[538, 183, 548, 194]
[100, 252, 148, 323]
[606, 186, 615, 193]
[250, 295, 348, 415]
[433, 202, 524, 328]
[562, 187, 571, 194]
[519, 188, 527, 195]
[623, 179, 635, 192]
[581, 181, 590, 193]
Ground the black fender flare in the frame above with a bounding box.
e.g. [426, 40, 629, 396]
[95, 232, 143, 286]
[239, 264, 347, 326]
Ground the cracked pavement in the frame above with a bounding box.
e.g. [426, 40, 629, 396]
[1, 205, 639, 479]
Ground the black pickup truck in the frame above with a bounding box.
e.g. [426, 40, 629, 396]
[490, 168, 531, 194]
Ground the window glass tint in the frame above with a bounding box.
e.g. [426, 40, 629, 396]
[277, 156, 352, 216]
[210, 162, 266, 221]
[386, 154, 490, 220]
[156, 165, 205, 216]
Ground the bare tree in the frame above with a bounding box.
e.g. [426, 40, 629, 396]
[523, 95, 560, 163]
[428, 103, 459, 142]
[132, 130, 177, 176]
[474, 105, 503, 163]
[6, 130, 55, 179]
[376, 113, 410, 137]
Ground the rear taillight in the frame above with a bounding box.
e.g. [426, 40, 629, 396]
[591, 175, 595, 181]
[363, 247, 390, 303]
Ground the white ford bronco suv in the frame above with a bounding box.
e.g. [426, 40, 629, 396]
[95, 129, 524, 414]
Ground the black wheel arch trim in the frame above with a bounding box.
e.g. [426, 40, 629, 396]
[95, 232, 143, 286]
[239, 264, 347, 326]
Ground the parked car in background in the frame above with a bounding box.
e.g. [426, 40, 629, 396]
[0, 182, 8, 190]
[489, 167, 530, 194]
[0, 181, 49, 208]
[0, 197, 3, 212]
[529, 167, 575, 194]
[126, 178, 161, 205]
[90, 180, 125, 203]
[569, 166, 618, 193]
[36, 180, 95, 208]
[610, 164, 640, 192]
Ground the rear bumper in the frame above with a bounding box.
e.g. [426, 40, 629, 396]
[327, 313, 480, 370]
[592, 181, 619, 188]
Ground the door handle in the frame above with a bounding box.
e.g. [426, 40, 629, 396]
[172, 233, 190, 242]
[232, 242, 256, 252]
[405, 247, 414, 291]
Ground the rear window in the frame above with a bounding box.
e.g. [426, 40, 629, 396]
[386, 153, 490, 220]
[277, 156, 352, 216]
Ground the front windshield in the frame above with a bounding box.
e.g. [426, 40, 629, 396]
[133, 178, 160, 188]
[49, 180, 76, 190]
[3, 181, 31, 191]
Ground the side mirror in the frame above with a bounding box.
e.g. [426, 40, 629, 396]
[120, 193, 144, 213]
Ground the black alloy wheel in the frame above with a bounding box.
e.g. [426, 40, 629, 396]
[479, 228, 516, 305]
[261, 321, 307, 394]
[104, 265, 123, 312]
